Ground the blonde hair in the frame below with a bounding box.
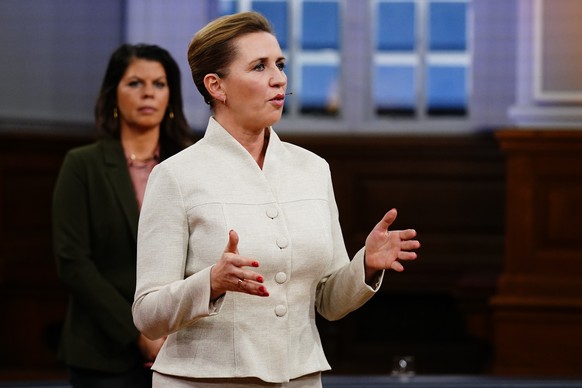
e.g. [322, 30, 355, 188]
[187, 12, 274, 107]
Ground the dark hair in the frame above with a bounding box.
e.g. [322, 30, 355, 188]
[187, 12, 273, 108]
[95, 44, 192, 158]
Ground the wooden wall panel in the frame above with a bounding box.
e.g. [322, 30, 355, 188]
[492, 129, 582, 377]
[0, 130, 92, 379]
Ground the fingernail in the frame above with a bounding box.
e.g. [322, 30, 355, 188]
[259, 286, 265, 292]
[252, 261, 259, 267]
[256, 276, 264, 283]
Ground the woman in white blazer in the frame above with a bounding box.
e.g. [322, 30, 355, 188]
[132, 11, 420, 387]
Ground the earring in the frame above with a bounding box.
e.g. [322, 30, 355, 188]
[169, 109, 174, 120]
[223, 95, 227, 105]
[113, 107, 118, 119]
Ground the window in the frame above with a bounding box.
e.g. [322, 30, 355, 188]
[374, 0, 470, 119]
[219, 0, 472, 133]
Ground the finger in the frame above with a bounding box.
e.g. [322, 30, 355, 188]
[239, 271, 265, 283]
[398, 251, 418, 261]
[224, 229, 239, 254]
[230, 256, 260, 270]
[400, 239, 421, 250]
[374, 208, 397, 232]
[246, 281, 270, 297]
[236, 278, 270, 297]
[391, 260, 404, 272]
[238, 268, 264, 283]
[399, 228, 417, 240]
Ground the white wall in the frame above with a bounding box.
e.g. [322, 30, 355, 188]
[471, 0, 518, 130]
[0, 0, 123, 127]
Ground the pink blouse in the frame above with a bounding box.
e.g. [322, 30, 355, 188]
[125, 146, 160, 210]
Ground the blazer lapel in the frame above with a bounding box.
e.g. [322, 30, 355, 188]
[102, 138, 139, 241]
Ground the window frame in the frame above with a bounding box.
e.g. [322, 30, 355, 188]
[219, 0, 473, 134]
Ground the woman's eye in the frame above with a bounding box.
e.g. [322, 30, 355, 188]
[128, 80, 141, 87]
[154, 81, 167, 89]
[254, 63, 265, 71]
[277, 62, 286, 71]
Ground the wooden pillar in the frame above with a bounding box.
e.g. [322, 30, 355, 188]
[492, 129, 582, 377]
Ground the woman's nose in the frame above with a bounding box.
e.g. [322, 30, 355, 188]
[143, 83, 155, 97]
[271, 68, 287, 87]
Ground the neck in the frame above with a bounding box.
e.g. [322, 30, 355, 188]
[213, 115, 269, 168]
[120, 125, 160, 161]
[231, 126, 269, 168]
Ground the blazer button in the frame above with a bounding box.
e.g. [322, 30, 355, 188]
[275, 272, 287, 284]
[266, 207, 279, 219]
[276, 237, 289, 249]
[275, 304, 287, 317]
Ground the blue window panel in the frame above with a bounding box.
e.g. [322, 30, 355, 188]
[376, 1, 416, 51]
[426, 65, 467, 109]
[219, 0, 238, 16]
[300, 64, 339, 110]
[301, 1, 340, 50]
[252, 1, 289, 50]
[429, 2, 467, 51]
[374, 65, 416, 110]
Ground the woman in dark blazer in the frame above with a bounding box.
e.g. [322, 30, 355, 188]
[52, 43, 192, 388]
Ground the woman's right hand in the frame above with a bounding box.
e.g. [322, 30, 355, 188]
[137, 333, 165, 367]
[210, 229, 269, 300]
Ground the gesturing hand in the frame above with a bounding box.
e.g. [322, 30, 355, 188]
[364, 209, 420, 281]
[210, 229, 269, 300]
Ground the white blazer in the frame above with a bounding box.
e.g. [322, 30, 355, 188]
[133, 117, 383, 383]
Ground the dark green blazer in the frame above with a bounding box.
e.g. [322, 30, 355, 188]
[52, 137, 144, 372]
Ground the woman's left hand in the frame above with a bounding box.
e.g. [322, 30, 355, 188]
[364, 208, 420, 281]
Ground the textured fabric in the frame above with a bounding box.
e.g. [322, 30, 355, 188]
[133, 117, 383, 383]
[152, 371, 322, 387]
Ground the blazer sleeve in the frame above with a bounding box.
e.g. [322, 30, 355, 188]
[53, 150, 139, 348]
[133, 163, 219, 340]
[314, 171, 384, 321]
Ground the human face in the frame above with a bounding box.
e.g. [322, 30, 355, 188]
[116, 59, 169, 133]
[219, 31, 287, 132]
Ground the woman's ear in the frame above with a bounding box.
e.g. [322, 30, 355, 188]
[204, 73, 226, 104]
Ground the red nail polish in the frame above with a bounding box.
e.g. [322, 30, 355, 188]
[259, 286, 265, 292]
[252, 261, 259, 267]
[256, 276, 264, 283]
